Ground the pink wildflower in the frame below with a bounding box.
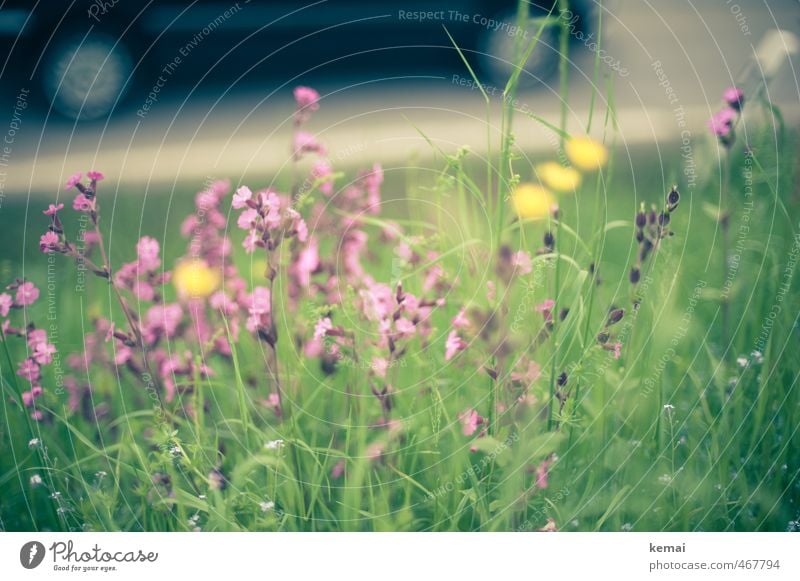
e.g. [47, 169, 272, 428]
[294, 86, 320, 112]
[451, 308, 470, 329]
[65, 172, 82, 190]
[17, 359, 40, 382]
[314, 317, 333, 341]
[87, 170, 105, 182]
[535, 299, 555, 321]
[232, 186, 253, 209]
[72, 193, 92, 212]
[15, 282, 39, 306]
[708, 107, 737, 138]
[445, 330, 466, 361]
[0, 293, 12, 317]
[237, 208, 259, 230]
[293, 131, 326, 157]
[136, 236, 161, 271]
[32, 342, 56, 365]
[39, 231, 60, 253]
[723, 86, 744, 110]
[458, 408, 484, 436]
[512, 251, 532, 275]
[43, 203, 64, 216]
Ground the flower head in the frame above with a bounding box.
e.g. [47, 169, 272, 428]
[722, 86, 744, 110]
[708, 107, 737, 138]
[232, 186, 253, 209]
[0, 293, 12, 317]
[458, 408, 484, 436]
[136, 236, 161, 271]
[39, 231, 60, 253]
[565, 136, 608, 171]
[536, 161, 582, 192]
[72, 194, 92, 212]
[43, 203, 64, 216]
[294, 87, 319, 113]
[445, 329, 467, 361]
[87, 170, 105, 182]
[511, 183, 555, 220]
[65, 172, 83, 190]
[173, 260, 221, 299]
[15, 282, 39, 306]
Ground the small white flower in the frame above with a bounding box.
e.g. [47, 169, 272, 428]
[621, 523, 633, 531]
[260, 500, 275, 512]
[28, 438, 40, 448]
[30, 474, 43, 487]
[95, 471, 107, 480]
[264, 439, 284, 450]
[658, 473, 672, 484]
[736, 356, 748, 368]
[663, 404, 675, 412]
[751, 350, 764, 364]
[169, 444, 182, 457]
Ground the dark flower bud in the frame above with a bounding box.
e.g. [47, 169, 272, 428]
[658, 212, 670, 227]
[635, 230, 644, 243]
[597, 331, 610, 344]
[544, 231, 555, 248]
[630, 267, 640, 284]
[607, 308, 625, 325]
[559, 308, 569, 321]
[635, 210, 647, 228]
[557, 371, 567, 387]
[588, 262, 595, 274]
[648, 207, 657, 225]
[667, 186, 680, 211]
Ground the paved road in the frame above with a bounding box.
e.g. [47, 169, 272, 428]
[1, 0, 798, 195]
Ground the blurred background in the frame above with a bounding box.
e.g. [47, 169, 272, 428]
[0, 0, 797, 194]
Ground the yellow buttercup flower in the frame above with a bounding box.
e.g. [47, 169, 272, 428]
[511, 183, 555, 220]
[173, 259, 221, 299]
[565, 137, 608, 171]
[536, 161, 582, 192]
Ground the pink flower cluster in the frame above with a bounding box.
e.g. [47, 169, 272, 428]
[708, 86, 744, 144]
[1, 280, 55, 420]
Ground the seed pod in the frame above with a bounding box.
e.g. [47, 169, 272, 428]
[607, 308, 625, 325]
[667, 186, 680, 211]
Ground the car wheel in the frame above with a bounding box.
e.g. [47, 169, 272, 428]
[42, 32, 133, 121]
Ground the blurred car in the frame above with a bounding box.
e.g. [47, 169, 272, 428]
[0, 0, 591, 121]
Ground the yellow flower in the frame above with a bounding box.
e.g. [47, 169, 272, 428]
[511, 183, 555, 219]
[173, 259, 220, 299]
[536, 161, 582, 192]
[565, 137, 608, 171]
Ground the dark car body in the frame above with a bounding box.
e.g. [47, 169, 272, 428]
[0, 0, 590, 119]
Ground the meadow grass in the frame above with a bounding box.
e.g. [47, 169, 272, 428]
[1, 2, 798, 532]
